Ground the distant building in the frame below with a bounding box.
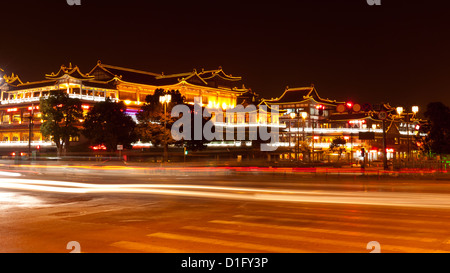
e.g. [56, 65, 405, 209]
[261, 85, 423, 163]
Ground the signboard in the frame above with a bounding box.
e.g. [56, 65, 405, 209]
[359, 132, 375, 140]
[336, 104, 346, 113]
[117, 145, 123, 151]
[352, 103, 361, 112]
[378, 110, 387, 120]
[361, 103, 372, 112]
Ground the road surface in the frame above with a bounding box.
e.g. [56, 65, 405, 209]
[0, 162, 449, 253]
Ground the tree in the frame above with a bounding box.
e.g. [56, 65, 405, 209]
[40, 90, 83, 156]
[83, 99, 138, 152]
[329, 137, 347, 161]
[417, 102, 450, 156]
[183, 105, 212, 152]
[135, 89, 185, 161]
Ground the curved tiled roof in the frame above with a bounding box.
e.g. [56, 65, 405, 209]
[262, 86, 342, 106]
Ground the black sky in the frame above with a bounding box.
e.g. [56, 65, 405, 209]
[1, 0, 449, 113]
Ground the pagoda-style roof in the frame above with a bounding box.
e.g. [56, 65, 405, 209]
[46, 64, 94, 81]
[3, 73, 23, 87]
[155, 69, 209, 86]
[262, 86, 342, 106]
[89, 61, 244, 90]
[82, 79, 117, 89]
[89, 62, 164, 86]
[199, 67, 242, 81]
[236, 89, 260, 106]
[1, 61, 249, 95]
[5, 79, 58, 91]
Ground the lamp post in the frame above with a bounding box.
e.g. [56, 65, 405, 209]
[28, 104, 34, 158]
[396, 106, 404, 163]
[159, 94, 172, 128]
[310, 114, 315, 163]
[301, 112, 307, 162]
[159, 93, 172, 162]
[411, 106, 419, 162]
[289, 112, 296, 161]
[396, 106, 419, 162]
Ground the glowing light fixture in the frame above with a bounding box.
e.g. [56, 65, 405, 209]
[159, 94, 171, 104]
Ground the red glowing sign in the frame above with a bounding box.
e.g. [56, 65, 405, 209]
[81, 105, 90, 110]
[348, 120, 366, 124]
[7, 108, 18, 112]
[28, 106, 39, 111]
[90, 144, 107, 150]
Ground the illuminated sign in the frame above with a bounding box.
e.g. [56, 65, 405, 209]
[90, 144, 106, 150]
[348, 120, 366, 124]
[7, 108, 18, 112]
[81, 105, 90, 110]
[28, 106, 40, 111]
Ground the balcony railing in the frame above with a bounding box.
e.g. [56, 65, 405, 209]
[1, 95, 117, 105]
[0, 141, 54, 147]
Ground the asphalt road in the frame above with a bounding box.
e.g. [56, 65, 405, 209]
[0, 163, 450, 253]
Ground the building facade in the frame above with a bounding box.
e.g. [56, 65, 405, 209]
[0, 62, 423, 163]
[261, 85, 423, 164]
[0, 61, 254, 151]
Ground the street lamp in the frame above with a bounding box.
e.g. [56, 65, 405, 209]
[159, 94, 172, 126]
[301, 112, 307, 142]
[159, 93, 172, 162]
[289, 112, 295, 160]
[396, 105, 419, 162]
[410, 106, 419, 161]
[300, 112, 308, 162]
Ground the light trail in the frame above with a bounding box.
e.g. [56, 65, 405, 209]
[3, 163, 445, 175]
[1, 177, 450, 209]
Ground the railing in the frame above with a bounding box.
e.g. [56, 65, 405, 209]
[0, 141, 54, 147]
[1, 97, 40, 104]
[68, 94, 116, 102]
[1, 95, 117, 105]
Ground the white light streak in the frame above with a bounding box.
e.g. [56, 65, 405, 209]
[0, 178, 450, 209]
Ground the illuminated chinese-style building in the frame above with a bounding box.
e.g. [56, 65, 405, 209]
[261, 85, 423, 163]
[0, 62, 423, 162]
[0, 61, 254, 150]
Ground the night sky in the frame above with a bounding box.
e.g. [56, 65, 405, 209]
[1, 0, 449, 114]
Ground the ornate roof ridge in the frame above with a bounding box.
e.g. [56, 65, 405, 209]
[99, 63, 161, 77]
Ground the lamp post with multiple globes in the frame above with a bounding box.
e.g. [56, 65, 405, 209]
[396, 105, 419, 162]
